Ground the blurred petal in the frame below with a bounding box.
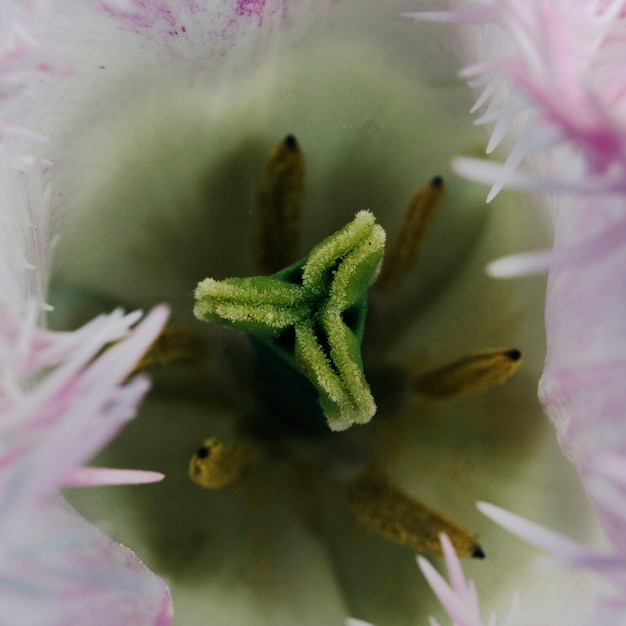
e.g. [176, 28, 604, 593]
[61, 467, 165, 487]
[539, 193, 626, 548]
[0, 303, 173, 624]
[407, 1, 626, 624]
[0, 493, 172, 626]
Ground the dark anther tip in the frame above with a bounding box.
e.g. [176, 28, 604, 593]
[196, 446, 210, 460]
[284, 134, 298, 149]
[472, 545, 486, 559]
[431, 175, 444, 188]
[507, 348, 522, 362]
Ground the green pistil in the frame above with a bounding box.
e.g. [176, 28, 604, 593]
[194, 210, 385, 431]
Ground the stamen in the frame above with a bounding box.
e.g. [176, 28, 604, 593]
[128, 325, 209, 376]
[375, 176, 446, 293]
[188, 437, 253, 489]
[194, 211, 386, 432]
[254, 134, 305, 274]
[343, 472, 484, 558]
[414, 348, 522, 399]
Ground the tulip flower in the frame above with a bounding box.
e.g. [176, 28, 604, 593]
[0, 1, 614, 625]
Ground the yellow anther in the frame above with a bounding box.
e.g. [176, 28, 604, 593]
[414, 348, 522, 399]
[343, 472, 484, 558]
[375, 176, 446, 293]
[254, 134, 305, 274]
[188, 438, 253, 489]
[128, 325, 209, 377]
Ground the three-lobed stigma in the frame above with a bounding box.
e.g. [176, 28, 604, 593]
[194, 210, 385, 432]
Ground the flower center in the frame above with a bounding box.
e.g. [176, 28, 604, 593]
[129, 134, 521, 561]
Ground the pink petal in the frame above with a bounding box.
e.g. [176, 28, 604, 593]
[0, 304, 171, 623]
[477, 502, 592, 561]
[539, 196, 626, 548]
[417, 535, 486, 626]
[0, 495, 172, 626]
[61, 467, 165, 487]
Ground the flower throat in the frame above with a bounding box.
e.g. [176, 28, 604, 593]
[132, 134, 522, 560]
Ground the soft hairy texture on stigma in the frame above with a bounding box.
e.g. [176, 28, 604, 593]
[193, 211, 384, 431]
[303, 211, 385, 295]
[194, 277, 307, 335]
